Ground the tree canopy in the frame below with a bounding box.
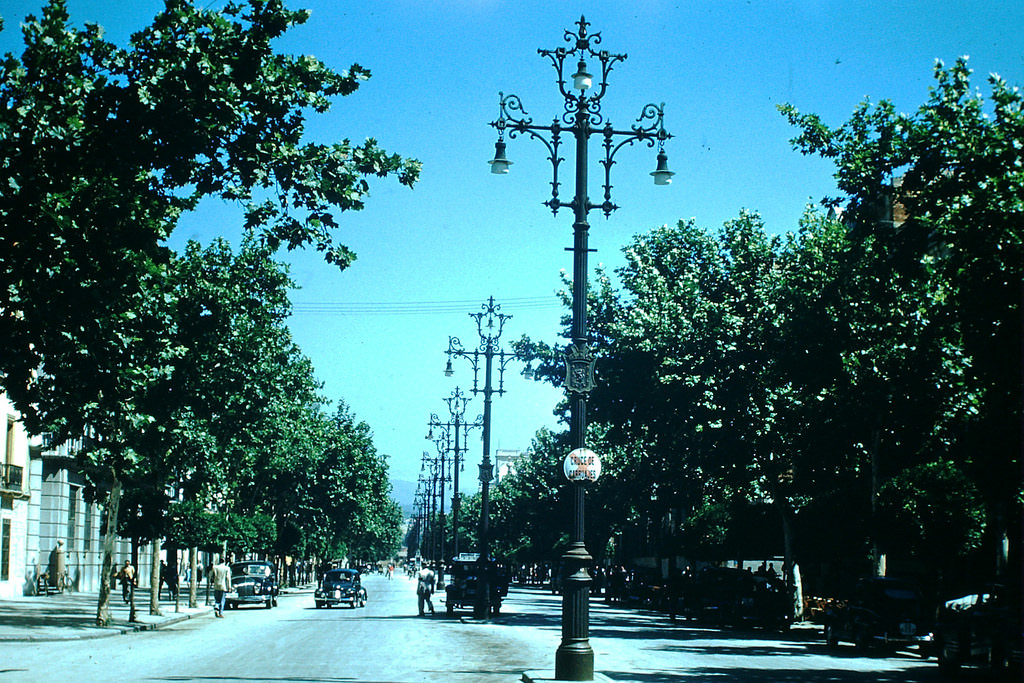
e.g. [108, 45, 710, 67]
[1, 0, 419, 440]
[498, 59, 1020, 602]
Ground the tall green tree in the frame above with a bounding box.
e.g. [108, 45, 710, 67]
[780, 57, 1021, 579]
[487, 428, 571, 563]
[1, 0, 419, 425]
[1, 0, 418, 624]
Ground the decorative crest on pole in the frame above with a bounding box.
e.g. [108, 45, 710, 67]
[564, 342, 596, 395]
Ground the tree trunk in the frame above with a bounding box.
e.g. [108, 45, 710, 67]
[95, 475, 122, 627]
[774, 497, 803, 620]
[150, 538, 162, 616]
[189, 546, 198, 608]
[869, 425, 886, 577]
[173, 547, 180, 613]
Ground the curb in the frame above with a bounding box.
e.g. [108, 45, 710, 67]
[522, 672, 617, 682]
[0, 606, 214, 642]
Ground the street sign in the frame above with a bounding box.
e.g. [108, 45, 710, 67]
[563, 448, 601, 482]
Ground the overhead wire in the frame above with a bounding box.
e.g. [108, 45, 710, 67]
[290, 296, 564, 316]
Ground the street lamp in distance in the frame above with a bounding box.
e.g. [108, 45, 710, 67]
[444, 296, 530, 620]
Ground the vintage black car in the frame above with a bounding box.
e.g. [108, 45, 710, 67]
[936, 584, 1021, 678]
[444, 554, 508, 616]
[315, 568, 367, 609]
[824, 577, 933, 655]
[683, 566, 792, 630]
[226, 560, 278, 609]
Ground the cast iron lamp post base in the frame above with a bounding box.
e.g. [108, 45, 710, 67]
[555, 541, 594, 680]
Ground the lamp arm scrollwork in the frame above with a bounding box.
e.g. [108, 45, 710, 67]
[595, 103, 672, 216]
[492, 97, 568, 216]
[446, 335, 467, 356]
[538, 46, 572, 101]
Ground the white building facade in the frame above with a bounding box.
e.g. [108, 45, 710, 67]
[1, 394, 31, 598]
[3, 391, 151, 597]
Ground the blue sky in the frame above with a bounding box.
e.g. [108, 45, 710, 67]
[3, 1, 1022, 492]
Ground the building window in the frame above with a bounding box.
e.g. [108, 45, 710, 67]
[83, 504, 93, 552]
[67, 486, 79, 552]
[4, 416, 13, 465]
[1, 519, 10, 581]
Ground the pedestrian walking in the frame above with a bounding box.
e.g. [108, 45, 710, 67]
[159, 560, 168, 599]
[211, 555, 231, 617]
[119, 560, 136, 604]
[164, 561, 179, 601]
[417, 564, 436, 616]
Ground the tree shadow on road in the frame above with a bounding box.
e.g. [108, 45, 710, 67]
[602, 666, 941, 682]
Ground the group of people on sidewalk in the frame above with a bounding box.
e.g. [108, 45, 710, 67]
[112, 555, 231, 617]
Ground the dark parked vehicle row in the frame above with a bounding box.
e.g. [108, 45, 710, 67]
[936, 583, 1021, 678]
[824, 577, 933, 656]
[680, 566, 793, 631]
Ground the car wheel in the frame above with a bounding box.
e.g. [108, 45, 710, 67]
[988, 643, 1007, 671]
[937, 647, 960, 676]
[854, 627, 870, 652]
[266, 598, 272, 609]
[315, 601, 323, 608]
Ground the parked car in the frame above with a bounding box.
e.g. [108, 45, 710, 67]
[226, 560, 278, 610]
[315, 568, 367, 609]
[824, 577, 933, 655]
[936, 583, 1021, 678]
[444, 553, 508, 616]
[683, 566, 792, 631]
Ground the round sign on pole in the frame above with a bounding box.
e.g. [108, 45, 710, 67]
[563, 448, 601, 482]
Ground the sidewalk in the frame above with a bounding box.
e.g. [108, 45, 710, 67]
[0, 586, 214, 641]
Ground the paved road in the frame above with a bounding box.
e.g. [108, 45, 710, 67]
[2, 574, 551, 682]
[1, 574, 953, 682]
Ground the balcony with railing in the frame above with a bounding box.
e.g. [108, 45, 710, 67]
[1, 463, 27, 497]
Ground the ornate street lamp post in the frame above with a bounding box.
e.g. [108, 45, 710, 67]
[489, 16, 672, 680]
[419, 450, 446, 563]
[445, 296, 531, 619]
[427, 387, 482, 560]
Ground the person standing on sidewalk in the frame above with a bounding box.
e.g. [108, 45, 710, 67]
[417, 563, 436, 616]
[211, 556, 231, 617]
[163, 561, 179, 601]
[119, 560, 136, 604]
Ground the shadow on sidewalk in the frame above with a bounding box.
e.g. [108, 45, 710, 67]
[0, 586, 213, 641]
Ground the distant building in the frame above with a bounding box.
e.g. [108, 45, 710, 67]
[494, 449, 523, 483]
